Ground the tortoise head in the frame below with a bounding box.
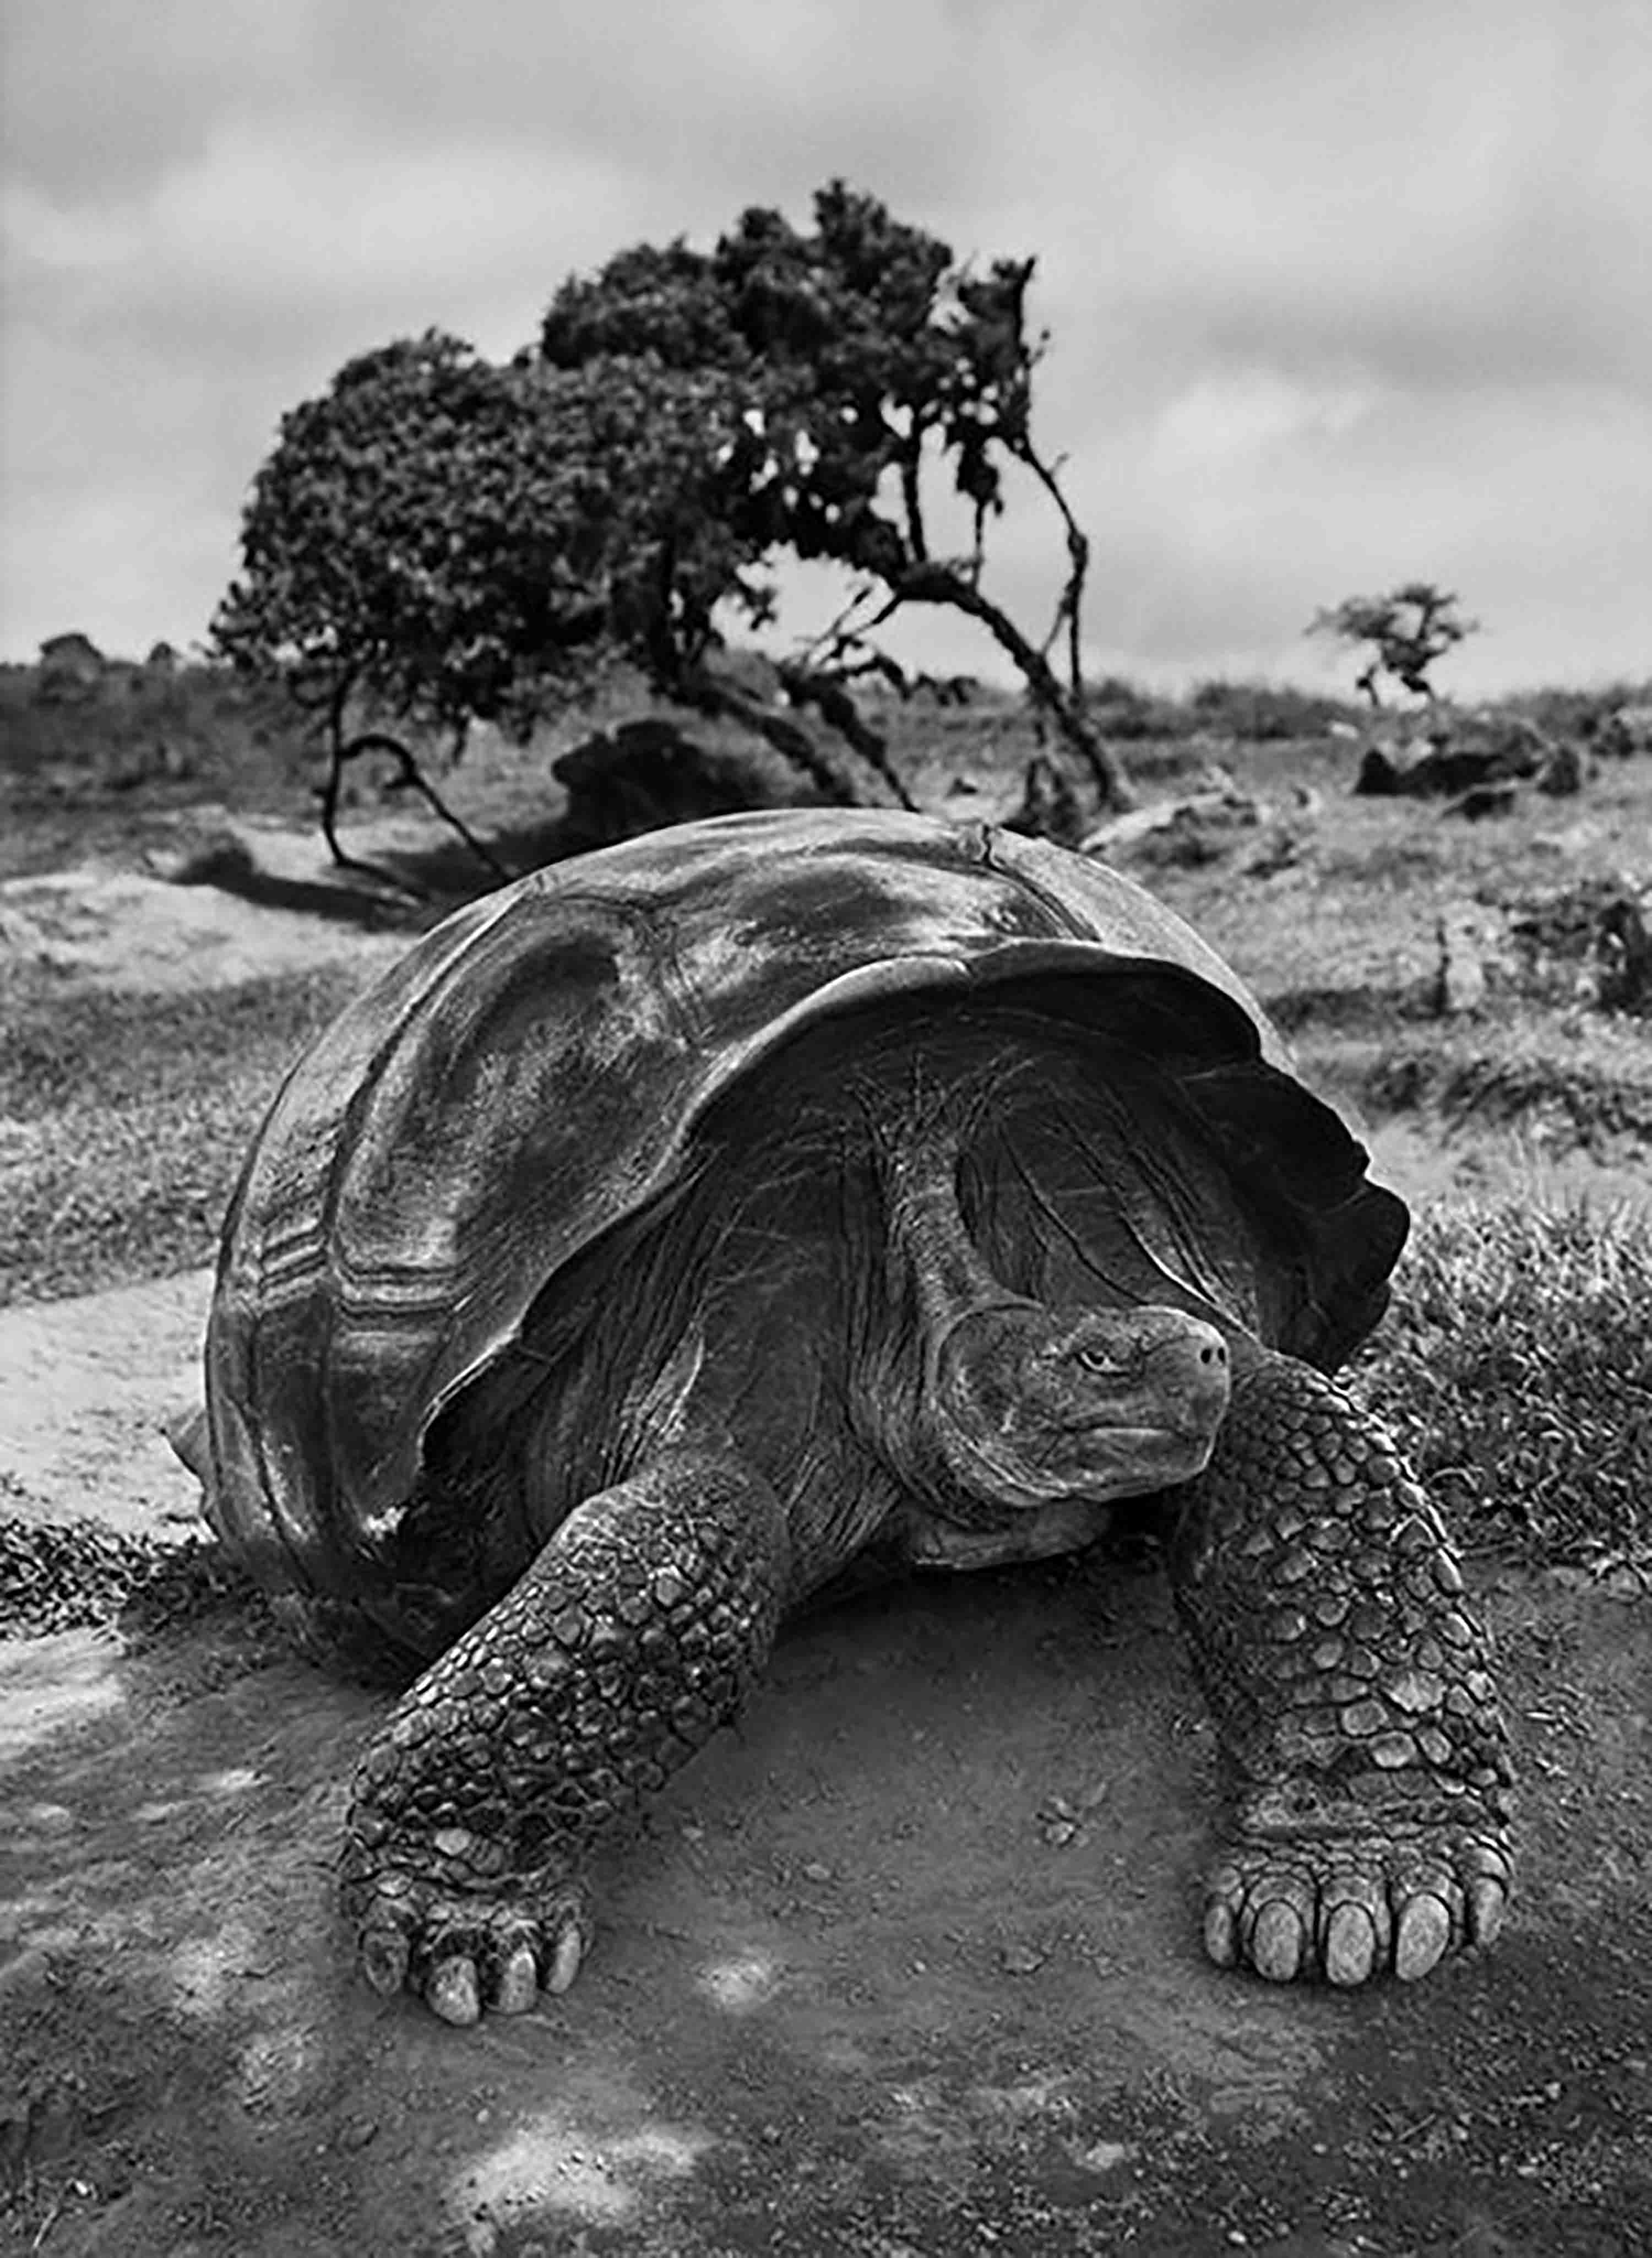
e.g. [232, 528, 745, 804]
[930, 1299, 1231, 1509]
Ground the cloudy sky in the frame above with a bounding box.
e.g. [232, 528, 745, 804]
[3, 0, 1649, 694]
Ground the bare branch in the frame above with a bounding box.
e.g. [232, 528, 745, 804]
[775, 661, 917, 810]
[887, 559, 1132, 807]
[1011, 433, 1091, 701]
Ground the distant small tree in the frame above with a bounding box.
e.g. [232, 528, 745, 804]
[1307, 582, 1480, 708]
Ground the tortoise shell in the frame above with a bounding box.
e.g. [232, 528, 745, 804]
[203, 808, 1406, 1593]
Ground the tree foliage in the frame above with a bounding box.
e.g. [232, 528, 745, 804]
[213, 331, 776, 879]
[539, 182, 1128, 804]
[213, 329, 775, 732]
[1308, 582, 1480, 707]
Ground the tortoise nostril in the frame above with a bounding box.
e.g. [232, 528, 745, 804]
[1201, 1342, 1227, 1368]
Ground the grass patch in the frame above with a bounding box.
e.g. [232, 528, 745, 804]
[1353, 1201, 1652, 1576]
[0, 965, 362, 1302]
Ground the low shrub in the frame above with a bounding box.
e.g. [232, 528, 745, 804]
[1188, 678, 1357, 741]
[1352, 1200, 1652, 1575]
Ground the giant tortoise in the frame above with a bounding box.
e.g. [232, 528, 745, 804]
[190, 807, 1513, 2024]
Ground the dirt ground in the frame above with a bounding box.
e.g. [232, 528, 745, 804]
[3, 815, 1650, 2257]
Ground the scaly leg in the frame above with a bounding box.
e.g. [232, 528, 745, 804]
[340, 1447, 789, 2023]
[1169, 1353, 1514, 1985]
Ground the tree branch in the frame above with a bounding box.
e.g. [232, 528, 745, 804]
[316, 683, 512, 894]
[775, 661, 917, 809]
[1012, 435, 1090, 701]
[882, 560, 1133, 808]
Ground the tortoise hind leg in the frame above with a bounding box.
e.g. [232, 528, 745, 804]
[341, 1446, 789, 2024]
[1169, 1351, 1514, 1985]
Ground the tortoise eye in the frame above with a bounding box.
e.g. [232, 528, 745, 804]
[1075, 1343, 1123, 1375]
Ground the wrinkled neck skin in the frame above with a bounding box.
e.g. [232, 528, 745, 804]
[872, 1104, 1233, 1530]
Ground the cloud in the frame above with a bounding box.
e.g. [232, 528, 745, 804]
[2, 0, 1648, 684]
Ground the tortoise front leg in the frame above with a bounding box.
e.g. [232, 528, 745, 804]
[1168, 1352, 1514, 1985]
[341, 1448, 789, 2024]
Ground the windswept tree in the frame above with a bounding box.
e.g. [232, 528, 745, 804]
[537, 182, 1133, 807]
[217, 182, 1132, 882]
[1308, 582, 1480, 708]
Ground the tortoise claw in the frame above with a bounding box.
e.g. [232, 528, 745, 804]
[546, 1923, 584, 1996]
[360, 1924, 410, 1999]
[1394, 1892, 1452, 1982]
[1468, 1874, 1508, 1949]
[428, 1956, 483, 2027]
[494, 1942, 542, 2016]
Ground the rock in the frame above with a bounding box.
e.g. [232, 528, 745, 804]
[1354, 709, 1554, 800]
[1593, 890, 1652, 1013]
[1443, 781, 1520, 820]
[999, 1941, 1048, 1974]
[1536, 740, 1585, 795]
[1594, 703, 1652, 759]
[552, 718, 822, 851]
[158, 831, 259, 887]
[1354, 740, 1408, 796]
[1239, 827, 1305, 879]
[1082, 773, 1264, 861]
[1432, 907, 1497, 1014]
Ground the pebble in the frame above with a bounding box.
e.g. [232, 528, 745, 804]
[999, 1942, 1047, 1975]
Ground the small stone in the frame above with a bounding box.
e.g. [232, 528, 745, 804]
[999, 1942, 1047, 1975]
[1073, 2138, 1134, 2174]
[340, 2118, 379, 2150]
[802, 1861, 834, 1884]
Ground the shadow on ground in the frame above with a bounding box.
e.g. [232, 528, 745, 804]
[2, 1555, 1648, 2258]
